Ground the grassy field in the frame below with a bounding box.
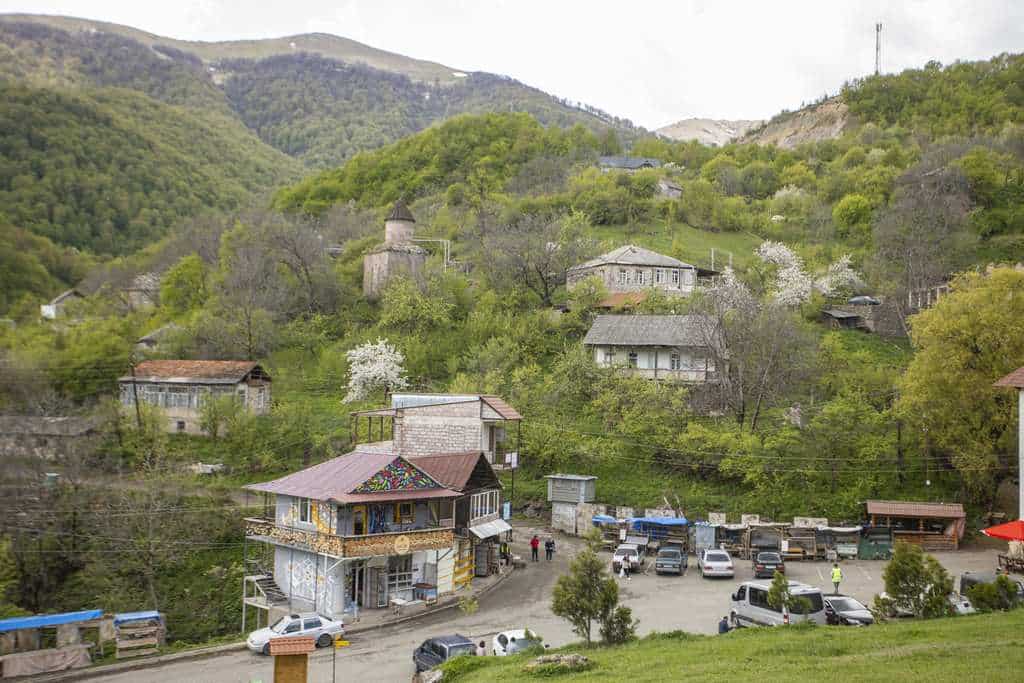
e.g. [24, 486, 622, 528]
[588, 222, 764, 271]
[446, 609, 1024, 682]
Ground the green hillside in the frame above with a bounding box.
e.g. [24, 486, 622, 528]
[449, 610, 1024, 682]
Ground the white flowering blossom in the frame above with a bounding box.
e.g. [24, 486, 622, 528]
[709, 266, 757, 312]
[815, 254, 866, 298]
[343, 338, 408, 403]
[756, 241, 812, 306]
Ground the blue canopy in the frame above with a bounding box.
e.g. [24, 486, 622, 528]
[591, 514, 618, 525]
[114, 611, 162, 626]
[632, 516, 689, 527]
[0, 609, 102, 633]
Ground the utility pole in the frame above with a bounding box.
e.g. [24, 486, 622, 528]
[875, 23, 882, 75]
[129, 353, 142, 430]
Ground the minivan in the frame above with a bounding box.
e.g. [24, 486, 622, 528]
[729, 580, 827, 627]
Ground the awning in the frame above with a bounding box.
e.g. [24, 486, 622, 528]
[631, 516, 689, 527]
[0, 610, 103, 633]
[982, 519, 1024, 541]
[469, 518, 512, 539]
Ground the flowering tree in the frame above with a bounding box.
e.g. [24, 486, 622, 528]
[343, 338, 408, 403]
[756, 241, 812, 306]
[815, 254, 866, 298]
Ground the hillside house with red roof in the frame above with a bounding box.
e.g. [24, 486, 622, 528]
[118, 360, 271, 434]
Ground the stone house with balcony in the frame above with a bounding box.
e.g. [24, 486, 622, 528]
[567, 245, 714, 309]
[351, 393, 522, 466]
[118, 360, 271, 434]
[241, 448, 496, 629]
[583, 314, 721, 382]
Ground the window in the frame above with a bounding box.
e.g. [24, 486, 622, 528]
[603, 350, 614, 365]
[627, 351, 638, 368]
[283, 621, 301, 634]
[352, 505, 366, 535]
[749, 587, 778, 611]
[388, 555, 413, 592]
[471, 490, 500, 520]
[618, 269, 628, 284]
[394, 502, 414, 524]
[302, 617, 321, 630]
[635, 269, 645, 285]
[298, 497, 312, 523]
[671, 269, 680, 286]
[176, 421, 186, 432]
[670, 353, 681, 370]
[655, 268, 665, 284]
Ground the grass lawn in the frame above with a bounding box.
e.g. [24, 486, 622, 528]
[588, 221, 763, 270]
[445, 609, 1024, 682]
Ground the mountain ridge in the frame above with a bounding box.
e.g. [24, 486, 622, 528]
[656, 118, 762, 146]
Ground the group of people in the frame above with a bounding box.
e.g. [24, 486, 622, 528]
[529, 534, 556, 561]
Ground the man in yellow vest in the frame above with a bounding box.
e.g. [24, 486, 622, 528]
[830, 562, 843, 594]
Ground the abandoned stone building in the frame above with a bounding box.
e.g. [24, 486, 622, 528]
[362, 201, 427, 300]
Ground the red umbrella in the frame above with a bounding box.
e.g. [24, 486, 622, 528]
[981, 520, 1024, 541]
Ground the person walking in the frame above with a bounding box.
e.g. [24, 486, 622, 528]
[718, 616, 731, 634]
[545, 536, 555, 561]
[830, 562, 843, 594]
[476, 641, 486, 657]
[621, 554, 631, 580]
[530, 535, 540, 562]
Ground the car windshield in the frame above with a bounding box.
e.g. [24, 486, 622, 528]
[269, 617, 290, 634]
[707, 552, 730, 562]
[758, 553, 781, 562]
[828, 597, 864, 611]
[658, 549, 681, 558]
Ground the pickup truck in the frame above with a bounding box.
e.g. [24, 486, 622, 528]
[654, 546, 687, 575]
[611, 544, 644, 572]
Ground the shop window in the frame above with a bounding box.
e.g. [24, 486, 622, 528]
[388, 555, 413, 592]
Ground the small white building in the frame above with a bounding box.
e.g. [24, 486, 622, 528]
[583, 314, 720, 382]
[546, 474, 597, 536]
[40, 290, 83, 320]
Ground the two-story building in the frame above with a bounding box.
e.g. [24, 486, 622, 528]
[567, 245, 713, 308]
[351, 393, 522, 466]
[241, 448, 495, 628]
[583, 314, 720, 382]
[118, 360, 271, 434]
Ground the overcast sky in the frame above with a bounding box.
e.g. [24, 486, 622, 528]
[3, 1, 1023, 128]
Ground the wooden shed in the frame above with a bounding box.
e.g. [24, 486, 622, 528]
[269, 636, 316, 683]
[865, 500, 966, 551]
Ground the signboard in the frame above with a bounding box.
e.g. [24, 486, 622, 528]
[502, 502, 512, 520]
[393, 535, 411, 554]
[506, 451, 518, 469]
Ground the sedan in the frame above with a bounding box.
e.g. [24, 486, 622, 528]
[752, 551, 785, 579]
[247, 613, 344, 655]
[697, 549, 734, 578]
[824, 595, 874, 626]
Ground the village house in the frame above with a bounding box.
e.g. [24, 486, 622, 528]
[351, 393, 522, 466]
[583, 314, 720, 382]
[0, 416, 100, 460]
[241, 447, 504, 626]
[122, 273, 161, 311]
[117, 360, 271, 434]
[39, 290, 83, 320]
[598, 156, 662, 172]
[362, 201, 427, 300]
[567, 245, 712, 308]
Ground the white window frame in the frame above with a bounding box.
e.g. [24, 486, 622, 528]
[627, 351, 639, 368]
[670, 353, 681, 370]
[471, 490, 500, 520]
[387, 555, 413, 592]
[618, 269, 628, 284]
[655, 268, 665, 284]
[635, 269, 645, 285]
[298, 497, 312, 524]
[671, 269, 680, 286]
[603, 349, 614, 366]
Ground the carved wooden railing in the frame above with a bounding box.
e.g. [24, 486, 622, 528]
[244, 518, 454, 558]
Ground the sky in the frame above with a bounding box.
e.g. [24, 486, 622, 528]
[2, 1, 1023, 129]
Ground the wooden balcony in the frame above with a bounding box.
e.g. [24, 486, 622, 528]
[244, 518, 454, 558]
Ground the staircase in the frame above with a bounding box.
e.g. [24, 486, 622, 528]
[254, 575, 289, 606]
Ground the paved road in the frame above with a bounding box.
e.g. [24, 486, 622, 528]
[89, 536, 1003, 683]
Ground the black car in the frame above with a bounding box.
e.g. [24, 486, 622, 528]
[752, 551, 785, 579]
[413, 634, 476, 673]
[823, 595, 874, 626]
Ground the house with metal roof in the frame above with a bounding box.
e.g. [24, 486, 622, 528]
[117, 360, 271, 434]
[864, 500, 966, 551]
[242, 449, 462, 626]
[567, 245, 714, 307]
[582, 314, 720, 382]
[598, 156, 662, 171]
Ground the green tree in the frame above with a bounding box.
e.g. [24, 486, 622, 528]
[832, 193, 873, 239]
[199, 394, 241, 440]
[160, 254, 208, 314]
[551, 541, 619, 646]
[874, 542, 953, 619]
[767, 570, 812, 619]
[965, 575, 1019, 612]
[740, 160, 780, 199]
[780, 161, 817, 190]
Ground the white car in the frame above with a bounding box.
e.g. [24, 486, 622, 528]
[731, 580, 827, 627]
[611, 544, 643, 573]
[492, 629, 542, 656]
[247, 613, 344, 655]
[697, 549, 734, 578]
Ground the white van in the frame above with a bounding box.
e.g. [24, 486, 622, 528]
[729, 580, 827, 627]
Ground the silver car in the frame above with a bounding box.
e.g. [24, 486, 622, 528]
[698, 549, 734, 578]
[247, 612, 344, 655]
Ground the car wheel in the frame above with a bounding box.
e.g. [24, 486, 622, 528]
[262, 642, 271, 656]
[317, 633, 333, 648]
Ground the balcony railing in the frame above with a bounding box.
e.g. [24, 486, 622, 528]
[244, 518, 454, 558]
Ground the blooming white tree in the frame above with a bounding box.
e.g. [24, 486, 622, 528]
[709, 266, 757, 313]
[756, 241, 812, 306]
[815, 254, 866, 298]
[343, 338, 409, 403]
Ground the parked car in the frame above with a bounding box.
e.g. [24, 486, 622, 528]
[413, 634, 476, 672]
[877, 590, 976, 618]
[492, 629, 543, 656]
[752, 551, 785, 579]
[655, 547, 687, 575]
[730, 580, 827, 627]
[697, 549, 734, 578]
[823, 595, 874, 626]
[612, 544, 644, 572]
[247, 613, 344, 655]
[960, 571, 1024, 599]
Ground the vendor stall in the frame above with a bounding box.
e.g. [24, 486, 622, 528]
[631, 516, 689, 554]
[745, 524, 785, 560]
[591, 514, 621, 551]
[817, 526, 862, 560]
[716, 524, 747, 557]
[858, 526, 894, 560]
[782, 527, 817, 561]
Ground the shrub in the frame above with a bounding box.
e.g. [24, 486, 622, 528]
[966, 575, 1020, 612]
[599, 605, 638, 644]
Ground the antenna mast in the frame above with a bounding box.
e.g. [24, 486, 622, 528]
[875, 22, 882, 75]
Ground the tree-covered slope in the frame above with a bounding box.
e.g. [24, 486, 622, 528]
[0, 82, 301, 256]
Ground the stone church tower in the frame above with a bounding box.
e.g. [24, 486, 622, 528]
[362, 200, 427, 300]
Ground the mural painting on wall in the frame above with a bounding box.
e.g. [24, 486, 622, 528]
[314, 501, 333, 534]
[354, 458, 437, 493]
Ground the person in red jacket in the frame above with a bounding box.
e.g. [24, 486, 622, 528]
[530, 535, 540, 562]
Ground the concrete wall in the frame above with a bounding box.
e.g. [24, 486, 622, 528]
[551, 502, 578, 535]
[393, 403, 486, 458]
[567, 263, 696, 295]
[273, 547, 345, 618]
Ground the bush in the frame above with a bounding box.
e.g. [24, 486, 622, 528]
[440, 653, 491, 680]
[875, 542, 953, 619]
[599, 605, 638, 644]
[966, 575, 1020, 612]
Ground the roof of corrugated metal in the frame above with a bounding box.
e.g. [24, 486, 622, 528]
[582, 314, 715, 347]
[569, 245, 693, 272]
[119, 360, 266, 384]
[481, 395, 522, 420]
[865, 500, 965, 519]
[409, 452, 495, 492]
[994, 367, 1024, 389]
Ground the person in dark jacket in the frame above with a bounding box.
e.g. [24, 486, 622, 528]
[719, 616, 731, 634]
[530, 535, 540, 561]
[545, 537, 555, 561]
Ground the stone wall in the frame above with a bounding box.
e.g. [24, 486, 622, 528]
[344, 529, 453, 557]
[393, 412, 483, 457]
[0, 432, 99, 461]
[363, 248, 426, 300]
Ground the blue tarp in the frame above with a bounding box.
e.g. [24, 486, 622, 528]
[0, 609, 102, 633]
[114, 611, 162, 626]
[631, 516, 689, 527]
[592, 514, 618, 525]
